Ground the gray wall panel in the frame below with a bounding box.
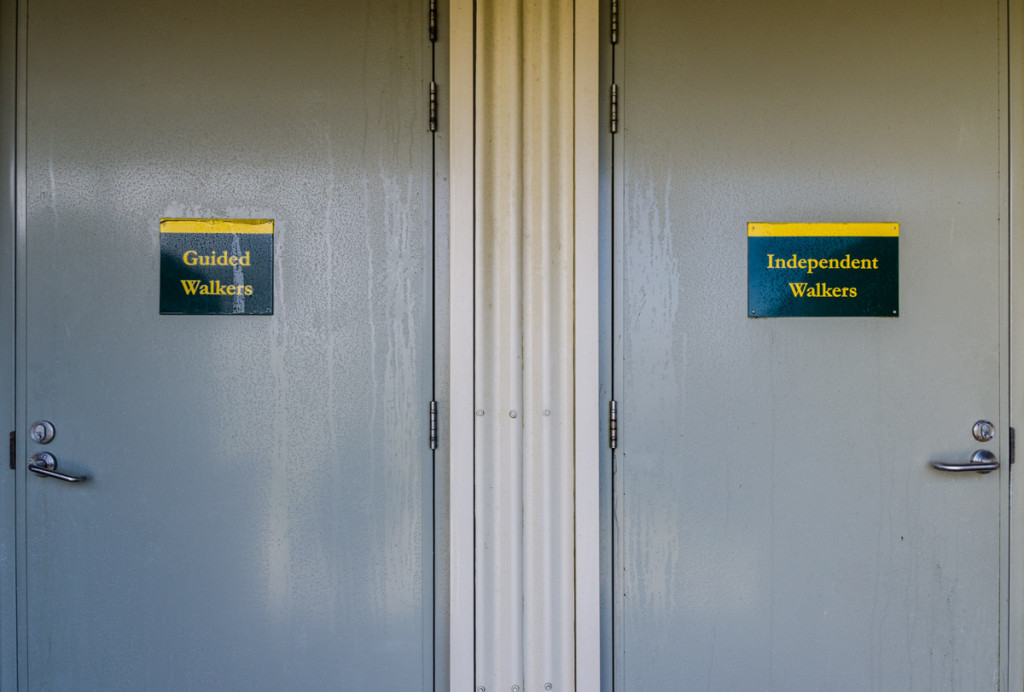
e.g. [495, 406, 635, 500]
[614, 1, 1005, 689]
[20, 1, 434, 689]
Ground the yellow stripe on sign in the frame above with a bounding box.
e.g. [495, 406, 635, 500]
[747, 222, 899, 237]
[160, 219, 274, 235]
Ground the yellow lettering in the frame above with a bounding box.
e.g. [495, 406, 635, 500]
[180, 279, 201, 295]
[180, 250, 250, 267]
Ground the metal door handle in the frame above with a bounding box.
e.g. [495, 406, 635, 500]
[28, 452, 86, 483]
[930, 449, 999, 474]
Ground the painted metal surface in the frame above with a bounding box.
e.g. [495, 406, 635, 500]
[1010, 2, 1024, 683]
[0, 0, 16, 687]
[614, 0, 1006, 689]
[473, 0, 577, 689]
[20, 0, 433, 688]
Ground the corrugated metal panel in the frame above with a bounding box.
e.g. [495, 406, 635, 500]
[475, 0, 525, 685]
[474, 0, 576, 689]
[522, 0, 576, 688]
[572, 2, 602, 689]
[448, 0, 477, 688]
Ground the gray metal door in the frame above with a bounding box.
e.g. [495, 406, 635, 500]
[612, 0, 1006, 689]
[19, 1, 434, 689]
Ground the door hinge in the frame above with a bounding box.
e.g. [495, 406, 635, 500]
[9, 431, 14, 470]
[609, 400, 618, 449]
[429, 81, 438, 132]
[610, 84, 619, 134]
[429, 0, 438, 42]
[611, 0, 619, 44]
[429, 400, 438, 450]
[1010, 426, 1015, 466]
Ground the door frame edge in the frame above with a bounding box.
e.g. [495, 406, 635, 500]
[574, 0, 602, 688]
[0, 0, 19, 688]
[448, 0, 475, 688]
[1006, 0, 1024, 686]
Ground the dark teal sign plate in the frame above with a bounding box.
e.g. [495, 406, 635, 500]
[160, 219, 274, 315]
[748, 223, 898, 318]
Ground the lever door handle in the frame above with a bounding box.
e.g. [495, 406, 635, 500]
[930, 449, 999, 474]
[28, 452, 86, 483]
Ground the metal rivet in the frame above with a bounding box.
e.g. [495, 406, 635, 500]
[544, 409, 551, 416]
[476, 409, 485, 416]
[512, 687, 520, 692]
[509, 410, 518, 418]
[478, 688, 486, 692]
[546, 685, 553, 691]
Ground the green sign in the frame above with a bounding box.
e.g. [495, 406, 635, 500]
[748, 223, 898, 318]
[160, 219, 274, 315]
